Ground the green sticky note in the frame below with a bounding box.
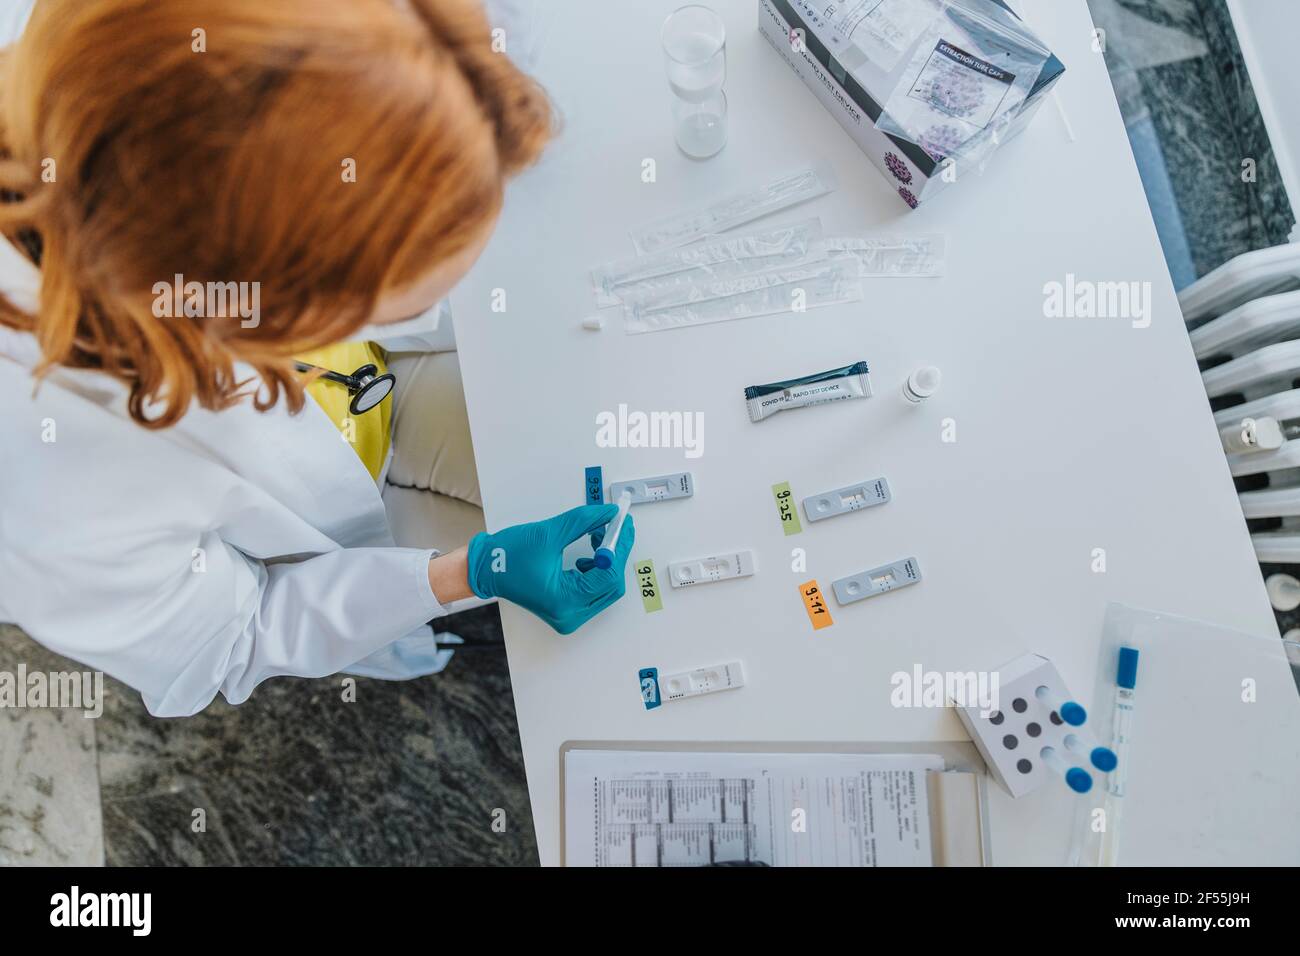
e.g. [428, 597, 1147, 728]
[634, 559, 663, 613]
[772, 481, 802, 536]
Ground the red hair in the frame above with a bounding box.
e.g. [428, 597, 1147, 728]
[0, 0, 552, 426]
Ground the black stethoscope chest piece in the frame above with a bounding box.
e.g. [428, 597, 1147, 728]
[294, 361, 396, 416]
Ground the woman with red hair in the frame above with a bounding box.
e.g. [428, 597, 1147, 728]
[0, 0, 633, 715]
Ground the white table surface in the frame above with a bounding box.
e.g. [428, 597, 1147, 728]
[449, 0, 1293, 866]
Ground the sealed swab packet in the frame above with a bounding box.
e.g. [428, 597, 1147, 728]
[629, 163, 837, 254]
[592, 218, 824, 307]
[745, 361, 872, 423]
[623, 259, 861, 334]
[874, 0, 1050, 167]
[819, 234, 946, 277]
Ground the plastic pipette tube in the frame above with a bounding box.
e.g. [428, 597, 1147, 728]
[1100, 646, 1139, 866]
[1035, 684, 1086, 725]
[1040, 746, 1092, 793]
[594, 490, 633, 570]
[1064, 732, 1118, 772]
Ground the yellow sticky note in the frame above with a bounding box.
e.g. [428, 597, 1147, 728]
[773, 481, 802, 535]
[636, 559, 664, 613]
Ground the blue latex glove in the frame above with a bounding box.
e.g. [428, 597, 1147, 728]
[466, 504, 635, 634]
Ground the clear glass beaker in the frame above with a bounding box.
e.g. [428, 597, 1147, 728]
[662, 5, 727, 158]
[671, 89, 728, 159]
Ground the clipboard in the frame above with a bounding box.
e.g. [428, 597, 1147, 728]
[559, 739, 993, 866]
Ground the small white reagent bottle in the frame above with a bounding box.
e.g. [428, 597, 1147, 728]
[903, 366, 941, 404]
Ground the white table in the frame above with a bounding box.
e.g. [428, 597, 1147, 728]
[450, 0, 1295, 865]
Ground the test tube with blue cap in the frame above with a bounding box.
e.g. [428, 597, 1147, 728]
[594, 490, 633, 570]
[1035, 684, 1086, 725]
[1040, 746, 1092, 793]
[1063, 732, 1118, 773]
[1100, 646, 1139, 866]
[1108, 647, 1139, 795]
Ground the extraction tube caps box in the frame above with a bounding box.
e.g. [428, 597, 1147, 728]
[757, 0, 1065, 209]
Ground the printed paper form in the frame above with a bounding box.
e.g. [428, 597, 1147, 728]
[564, 750, 943, 866]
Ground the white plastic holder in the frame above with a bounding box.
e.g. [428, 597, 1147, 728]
[954, 653, 1095, 799]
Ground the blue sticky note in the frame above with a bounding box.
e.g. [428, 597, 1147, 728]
[639, 667, 661, 710]
[585, 466, 603, 505]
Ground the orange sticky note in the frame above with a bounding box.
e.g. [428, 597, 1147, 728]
[799, 580, 834, 631]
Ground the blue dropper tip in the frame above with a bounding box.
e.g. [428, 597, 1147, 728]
[1065, 768, 1093, 793]
[1061, 701, 1087, 726]
[1090, 747, 1118, 772]
[593, 549, 613, 570]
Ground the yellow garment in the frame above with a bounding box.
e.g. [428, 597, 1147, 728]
[297, 342, 392, 482]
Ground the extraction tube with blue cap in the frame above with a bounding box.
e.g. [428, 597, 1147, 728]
[1041, 746, 1092, 793]
[1064, 732, 1118, 773]
[594, 490, 633, 570]
[1036, 684, 1086, 725]
[1100, 646, 1139, 866]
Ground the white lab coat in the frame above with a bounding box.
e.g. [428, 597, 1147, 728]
[0, 238, 462, 715]
[0, 0, 543, 716]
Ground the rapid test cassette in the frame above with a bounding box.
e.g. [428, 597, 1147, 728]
[608, 472, 694, 504]
[831, 558, 920, 605]
[667, 550, 756, 588]
[639, 661, 745, 710]
[802, 477, 890, 522]
[953, 654, 1117, 799]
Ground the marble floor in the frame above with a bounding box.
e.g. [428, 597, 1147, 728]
[2, 608, 538, 866]
[0, 629, 103, 866]
[1085, 0, 1294, 289]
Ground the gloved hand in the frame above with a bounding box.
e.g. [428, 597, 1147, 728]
[466, 504, 635, 634]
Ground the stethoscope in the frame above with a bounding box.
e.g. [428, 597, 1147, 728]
[294, 362, 396, 415]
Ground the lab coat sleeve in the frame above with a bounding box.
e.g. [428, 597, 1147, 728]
[3, 510, 446, 717]
[162, 539, 448, 715]
[196, 543, 449, 715]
